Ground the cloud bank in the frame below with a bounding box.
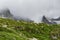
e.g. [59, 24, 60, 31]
[0, 0, 60, 22]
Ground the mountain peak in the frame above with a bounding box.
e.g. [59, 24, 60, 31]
[0, 8, 13, 19]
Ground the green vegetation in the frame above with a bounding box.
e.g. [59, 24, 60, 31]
[0, 18, 60, 40]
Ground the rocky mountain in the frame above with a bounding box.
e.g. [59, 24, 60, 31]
[0, 8, 13, 19]
[42, 16, 57, 24]
[0, 8, 33, 22]
[51, 17, 60, 21]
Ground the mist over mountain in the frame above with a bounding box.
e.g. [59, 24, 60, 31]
[0, 0, 60, 23]
[0, 8, 34, 22]
[13, 16, 34, 22]
[1, 8, 60, 24]
[0, 8, 13, 19]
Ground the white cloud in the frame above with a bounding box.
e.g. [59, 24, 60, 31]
[0, 0, 60, 22]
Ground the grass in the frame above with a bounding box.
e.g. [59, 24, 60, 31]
[0, 18, 60, 40]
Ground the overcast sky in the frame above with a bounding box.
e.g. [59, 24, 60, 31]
[0, 0, 60, 22]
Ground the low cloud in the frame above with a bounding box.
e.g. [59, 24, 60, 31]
[0, 0, 60, 22]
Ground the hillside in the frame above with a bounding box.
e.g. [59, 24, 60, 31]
[0, 18, 60, 40]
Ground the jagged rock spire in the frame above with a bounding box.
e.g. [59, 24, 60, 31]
[0, 8, 13, 19]
[42, 15, 57, 24]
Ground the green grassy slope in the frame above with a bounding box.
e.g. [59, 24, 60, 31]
[0, 18, 60, 40]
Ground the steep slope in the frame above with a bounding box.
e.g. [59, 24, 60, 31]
[0, 18, 60, 40]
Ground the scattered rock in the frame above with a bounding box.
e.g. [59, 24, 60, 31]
[29, 38, 38, 40]
[2, 25, 7, 28]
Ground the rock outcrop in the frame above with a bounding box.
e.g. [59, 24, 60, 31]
[42, 16, 57, 24]
[51, 17, 60, 21]
[0, 8, 13, 19]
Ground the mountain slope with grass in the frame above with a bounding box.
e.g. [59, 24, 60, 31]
[0, 18, 60, 40]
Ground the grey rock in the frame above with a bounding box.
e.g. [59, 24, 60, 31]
[42, 16, 57, 24]
[51, 17, 60, 21]
[0, 8, 13, 19]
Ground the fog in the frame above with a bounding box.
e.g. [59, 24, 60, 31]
[0, 0, 60, 23]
